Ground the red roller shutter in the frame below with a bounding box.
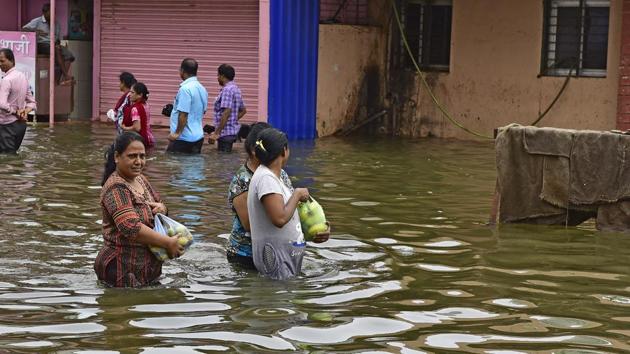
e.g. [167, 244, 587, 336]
[99, 0, 259, 126]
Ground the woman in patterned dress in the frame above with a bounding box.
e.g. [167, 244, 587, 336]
[94, 132, 183, 287]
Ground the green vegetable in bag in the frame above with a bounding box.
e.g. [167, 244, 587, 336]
[298, 197, 327, 241]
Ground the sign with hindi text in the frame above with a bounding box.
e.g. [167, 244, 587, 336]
[0, 31, 36, 97]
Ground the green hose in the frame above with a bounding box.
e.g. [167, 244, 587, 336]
[390, 0, 573, 139]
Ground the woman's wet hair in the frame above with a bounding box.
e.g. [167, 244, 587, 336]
[254, 128, 288, 166]
[119, 71, 137, 89]
[245, 122, 272, 156]
[101, 132, 145, 186]
[132, 82, 149, 101]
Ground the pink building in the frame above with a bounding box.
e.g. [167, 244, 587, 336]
[1, 0, 270, 127]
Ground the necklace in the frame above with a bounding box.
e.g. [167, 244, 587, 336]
[127, 176, 149, 200]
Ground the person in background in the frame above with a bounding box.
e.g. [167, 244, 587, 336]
[167, 58, 208, 154]
[247, 128, 321, 280]
[121, 82, 155, 148]
[208, 64, 246, 152]
[22, 3, 75, 85]
[109, 72, 136, 134]
[0, 48, 36, 154]
[95, 132, 183, 287]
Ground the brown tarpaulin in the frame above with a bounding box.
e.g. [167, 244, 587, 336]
[495, 124, 630, 230]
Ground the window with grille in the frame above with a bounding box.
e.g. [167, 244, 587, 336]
[541, 0, 610, 77]
[402, 0, 452, 71]
[320, 0, 369, 25]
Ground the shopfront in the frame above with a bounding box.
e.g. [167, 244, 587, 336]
[95, 0, 262, 126]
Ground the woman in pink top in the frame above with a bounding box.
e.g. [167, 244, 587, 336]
[121, 82, 155, 148]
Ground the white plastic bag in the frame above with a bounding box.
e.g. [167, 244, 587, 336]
[106, 109, 116, 122]
[151, 213, 193, 261]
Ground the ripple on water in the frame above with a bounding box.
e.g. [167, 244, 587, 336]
[130, 315, 225, 329]
[391, 245, 416, 256]
[360, 216, 384, 221]
[130, 302, 231, 313]
[595, 294, 630, 306]
[279, 317, 413, 344]
[306, 237, 367, 248]
[0, 323, 106, 335]
[319, 197, 354, 201]
[437, 289, 474, 297]
[317, 249, 385, 262]
[0, 291, 69, 300]
[307, 269, 379, 283]
[140, 345, 231, 353]
[24, 296, 97, 305]
[146, 332, 295, 351]
[11, 221, 42, 227]
[380, 221, 458, 229]
[487, 298, 537, 309]
[530, 315, 601, 329]
[44, 203, 78, 208]
[396, 307, 499, 325]
[424, 239, 465, 248]
[423, 333, 615, 351]
[351, 201, 381, 207]
[300, 280, 402, 305]
[66, 308, 102, 320]
[417, 263, 462, 272]
[8, 341, 56, 349]
[388, 342, 428, 354]
[0, 305, 43, 311]
[44, 230, 87, 237]
[374, 238, 397, 245]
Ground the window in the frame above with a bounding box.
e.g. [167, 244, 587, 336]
[541, 0, 610, 77]
[402, 0, 452, 71]
[320, 0, 369, 25]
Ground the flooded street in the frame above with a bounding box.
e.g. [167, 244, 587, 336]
[2, 123, 630, 353]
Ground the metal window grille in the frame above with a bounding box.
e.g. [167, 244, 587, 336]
[402, 0, 452, 71]
[320, 0, 369, 25]
[542, 0, 609, 77]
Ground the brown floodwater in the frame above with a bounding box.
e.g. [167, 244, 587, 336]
[1, 122, 630, 353]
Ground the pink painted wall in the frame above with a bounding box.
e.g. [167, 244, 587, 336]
[0, 0, 19, 31]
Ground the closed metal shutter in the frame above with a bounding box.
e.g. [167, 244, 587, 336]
[99, 0, 259, 126]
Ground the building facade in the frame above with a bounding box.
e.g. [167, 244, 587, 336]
[4, 1, 629, 140]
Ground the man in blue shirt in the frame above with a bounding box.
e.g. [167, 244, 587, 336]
[167, 58, 208, 154]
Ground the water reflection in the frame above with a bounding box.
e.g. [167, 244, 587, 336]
[2, 123, 630, 351]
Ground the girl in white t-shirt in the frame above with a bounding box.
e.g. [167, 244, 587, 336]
[247, 128, 310, 279]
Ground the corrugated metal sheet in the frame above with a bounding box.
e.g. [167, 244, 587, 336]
[99, 0, 259, 126]
[268, 0, 319, 139]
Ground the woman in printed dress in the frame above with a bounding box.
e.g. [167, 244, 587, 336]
[94, 132, 182, 287]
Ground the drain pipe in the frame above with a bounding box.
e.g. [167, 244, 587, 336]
[49, 0, 55, 127]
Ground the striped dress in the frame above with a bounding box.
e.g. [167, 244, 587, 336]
[94, 172, 163, 287]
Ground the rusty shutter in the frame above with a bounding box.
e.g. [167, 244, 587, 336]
[99, 0, 259, 126]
